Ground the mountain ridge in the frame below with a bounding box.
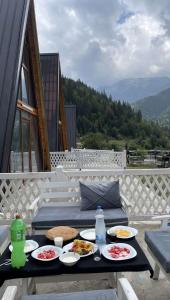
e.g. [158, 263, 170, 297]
[133, 88, 170, 127]
[102, 77, 170, 103]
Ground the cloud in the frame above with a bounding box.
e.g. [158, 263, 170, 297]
[35, 0, 170, 87]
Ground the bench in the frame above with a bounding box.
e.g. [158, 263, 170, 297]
[30, 174, 131, 233]
[145, 214, 170, 280]
[145, 231, 170, 280]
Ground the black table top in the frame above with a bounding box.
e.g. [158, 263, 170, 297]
[0, 235, 153, 285]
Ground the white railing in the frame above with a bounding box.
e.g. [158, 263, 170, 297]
[0, 172, 57, 223]
[50, 149, 127, 169]
[0, 168, 170, 223]
[64, 168, 170, 220]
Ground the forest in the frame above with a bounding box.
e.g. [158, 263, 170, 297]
[63, 77, 170, 150]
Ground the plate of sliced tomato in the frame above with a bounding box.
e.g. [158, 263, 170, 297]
[101, 243, 137, 261]
[31, 245, 63, 261]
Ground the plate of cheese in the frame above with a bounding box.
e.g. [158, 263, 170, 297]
[107, 226, 138, 239]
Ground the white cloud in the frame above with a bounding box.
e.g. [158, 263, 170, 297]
[35, 0, 170, 87]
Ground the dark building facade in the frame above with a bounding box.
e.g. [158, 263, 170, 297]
[64, 105, 76, 150]
[0, 0, 50, 172]
[40, 53, 68, 151]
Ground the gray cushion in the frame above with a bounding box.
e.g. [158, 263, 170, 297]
[0, 226, 8, 247]
[22, 289, 117, 300]
[32, 205, 128, 229]
[80, 181, 121, 211]
[145, 231, 170, 273]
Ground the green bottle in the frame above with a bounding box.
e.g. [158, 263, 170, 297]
[10, 214, 26, 268]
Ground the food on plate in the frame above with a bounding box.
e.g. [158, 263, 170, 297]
[37, 249, 57, 260]
[70, 239, 93, 255]
[62, 256, 77, 264]
[108, 245, 130, 259]
[59, 252, 80, 266]
[46, 226, 78, 241]
[114, 229, 131, 238]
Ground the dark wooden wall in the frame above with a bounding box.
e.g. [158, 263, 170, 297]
[40, 54, 60, 151]
[65, 105, 76, 150]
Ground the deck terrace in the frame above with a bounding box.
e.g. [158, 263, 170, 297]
[0, 167, 170, 298]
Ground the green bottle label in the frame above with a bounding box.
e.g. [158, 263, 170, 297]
[11, 230, 25, 241]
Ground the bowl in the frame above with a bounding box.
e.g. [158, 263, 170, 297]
[59, 252, 80, 266]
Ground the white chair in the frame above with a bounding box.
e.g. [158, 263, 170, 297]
[1, 278, 139, 300]
[1, 286, 17, 300]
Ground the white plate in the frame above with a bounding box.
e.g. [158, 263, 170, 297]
[9, 240, 39, 253]
[107, 226, 138, 239]
[63, 241, 98, 257]
[80, 229, 96, 241]
[102, 243, 137, 261]
[31, 245, 63, 261]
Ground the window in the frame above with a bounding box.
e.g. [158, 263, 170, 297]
[11, 110, 22, 172]
[10, 43, 42, 172]
[21, 66, 29, 104]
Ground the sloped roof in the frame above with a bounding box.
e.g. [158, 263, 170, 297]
[0, 0, 29, 171]
[0, 0, 50, 171]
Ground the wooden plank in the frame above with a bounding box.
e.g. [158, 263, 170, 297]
[17, 99, 38, 116]
[40, 181, 78, 189]
[42, 191, 79, 199]
[27, 1, 51, 171]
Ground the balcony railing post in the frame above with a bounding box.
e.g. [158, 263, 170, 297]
[123, 150, 127, 169]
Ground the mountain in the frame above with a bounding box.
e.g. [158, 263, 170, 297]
[103, 77, 170, 103]
[63, 77, 170, 150]
[133, 88, 170, 127]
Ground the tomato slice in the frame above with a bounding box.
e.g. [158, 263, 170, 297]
[108, 245, 130, 258]
[37, 249, 57, 259]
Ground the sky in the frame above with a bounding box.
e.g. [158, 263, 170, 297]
[35, 0, 170, 88]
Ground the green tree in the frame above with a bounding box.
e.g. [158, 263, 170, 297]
[63, 76, 170, 150]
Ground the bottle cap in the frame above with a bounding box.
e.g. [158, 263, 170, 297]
[15, 214, 21, 219]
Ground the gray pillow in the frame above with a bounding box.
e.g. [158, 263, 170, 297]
[80, 181, 121, 211]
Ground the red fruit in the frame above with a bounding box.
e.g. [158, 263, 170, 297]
[37, 249, 56, 259]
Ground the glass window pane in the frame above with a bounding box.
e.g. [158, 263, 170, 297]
[21, 112, 40, 172]
[10, 110, 22, 172]
[21, 67, 29, 104]
[11, 109, 42, 172]
[22, 42, 36, 108]
[21, 116, 30, 172]
[31, 118, 39, 171]
[18, 82, 22, 100]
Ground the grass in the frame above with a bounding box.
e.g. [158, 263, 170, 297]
[127, 163, 158, 169]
